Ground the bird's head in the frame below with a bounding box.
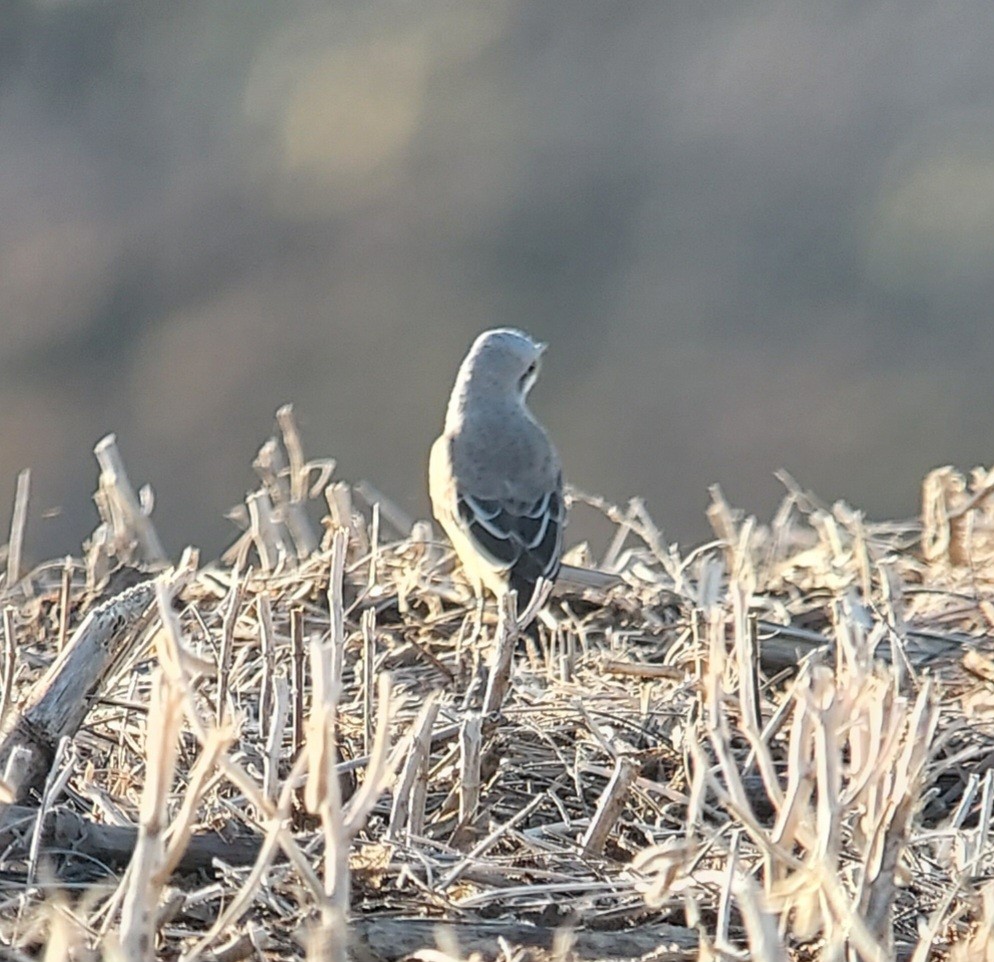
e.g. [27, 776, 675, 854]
[463, 328, 547, 402]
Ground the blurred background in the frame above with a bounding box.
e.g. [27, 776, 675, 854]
[3, 0, 994, 563]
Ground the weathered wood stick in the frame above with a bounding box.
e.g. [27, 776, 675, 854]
[387, 697, 439, 840]
[94, 434, 166, 564]
[406, 697, 437, 840]
[6, 469, 30, 588]
[245, 490, 288, 571]
[254, 436, 317, 562]
[0, 803, 262, 875]
[0, 578, 157, 802]
[119, 670, 184, 961]
[581, 755, 639, 857]
[458, 712, 482, 826]
[482, 592, 518, 715]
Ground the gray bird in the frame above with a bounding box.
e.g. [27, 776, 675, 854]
[429, 328, 565, 614]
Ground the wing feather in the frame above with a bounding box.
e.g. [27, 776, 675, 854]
[455, 478, 564, 599]
[430, 431, 565, 608]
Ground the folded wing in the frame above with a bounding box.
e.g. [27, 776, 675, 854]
[456, 484, 564, 601]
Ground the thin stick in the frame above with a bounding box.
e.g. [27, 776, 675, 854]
[361, 607, 375, 757]
[119, 669, 184, 961]
[353, 480, 414, 538]
[6, 469, 30, 589]
[290, 608, 305, 762]
[407, 698, 438, 839]
[388, 696, 440, 839]
[93, 435, 166, 563]
[716, 828, 740, 948]
[458, 712, 483, 829]
[367, 502, 380, 591]
[580, 755, 638, 858]
[57, 556, 73, 652]
[482, 591, 519, 715]
[26, 736, 72, 889]
[440, 791, 547, 890]
[215, 567, 246, 726]
[327, 528, 347, 694]
[246, 491, 285, 571]
[275, 404, 318, 558]
[264, 677, 290, 804]
[0, 607, 15, 723]
[258, 593, 275, 726]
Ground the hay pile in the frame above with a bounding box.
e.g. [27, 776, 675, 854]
[0, 408, 992, 961]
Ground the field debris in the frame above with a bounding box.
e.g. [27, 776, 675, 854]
[0, 419, 991, 960]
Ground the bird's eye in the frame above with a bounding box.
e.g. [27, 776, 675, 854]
[519, 362, 537, 391]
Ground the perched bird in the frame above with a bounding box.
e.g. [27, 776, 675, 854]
[429, 328, 565, 615]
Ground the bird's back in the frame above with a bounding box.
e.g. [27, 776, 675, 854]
[430, 416, 564, 608]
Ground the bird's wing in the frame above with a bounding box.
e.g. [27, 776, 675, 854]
[455, 483, 564, 584]
[430, 430, 565, 600]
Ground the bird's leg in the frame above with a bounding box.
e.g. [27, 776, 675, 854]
[461, 591, 485, 692]
[461, 574, 486, 657]
[470, 591, 486, 649]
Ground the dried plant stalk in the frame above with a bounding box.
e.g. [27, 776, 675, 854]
[94, 434, 166, 564]
[581, 755, 638, 857]
[6, 468, 30, 589]
[4, 413, 994, 962]
[118, 668, 183, 961]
